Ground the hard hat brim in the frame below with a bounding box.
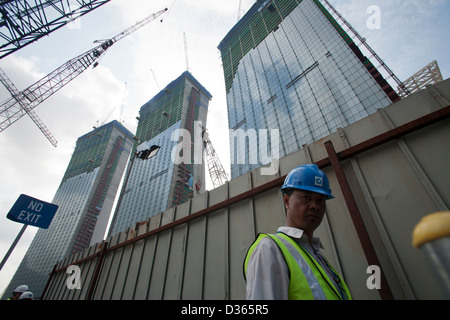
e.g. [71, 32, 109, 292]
[281, 185, 335, 200]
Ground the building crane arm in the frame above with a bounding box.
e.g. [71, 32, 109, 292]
[0, 7, 168, 136]
[321, 0, 410, 97]
[107, 8, 167, 44]
[0, 67, 58, 147]
[0, 0, 112, 59]
[203, 130, 229, 188]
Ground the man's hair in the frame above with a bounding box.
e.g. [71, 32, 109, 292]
[282, 188, 295, 196]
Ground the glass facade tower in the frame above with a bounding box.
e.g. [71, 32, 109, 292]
[108, 71, 212, 236]
[2, 121, 134, 299]
[218, 0, 400, 178]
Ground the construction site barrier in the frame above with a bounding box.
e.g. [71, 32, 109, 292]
[41, 80, 450, 300]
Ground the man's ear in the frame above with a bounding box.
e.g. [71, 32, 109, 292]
[283, 193, 290, 210]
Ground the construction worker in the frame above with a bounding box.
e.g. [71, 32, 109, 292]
[18, 291, 33, 300]
[6, 285, 29, 300]
[244, 164, 352, 300]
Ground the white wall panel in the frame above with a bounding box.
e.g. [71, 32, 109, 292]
[42, 81, 450, 300]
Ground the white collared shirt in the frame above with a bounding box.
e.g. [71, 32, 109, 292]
[246, 226, 338, 300]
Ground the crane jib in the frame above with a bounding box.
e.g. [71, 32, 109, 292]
[0, 8, 168, 146]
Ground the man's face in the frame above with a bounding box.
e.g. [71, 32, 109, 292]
[12, 292, 21, 300]
[283, 190, 327, 235]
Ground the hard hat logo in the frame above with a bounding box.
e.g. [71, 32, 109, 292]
[314, 176, 323, 187]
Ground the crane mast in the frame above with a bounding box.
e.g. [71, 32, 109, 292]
[183, 32, 190, 72]
[237, 0, 243, 21]
[0, 7, 168, 138]
[203, 130, 229, 189]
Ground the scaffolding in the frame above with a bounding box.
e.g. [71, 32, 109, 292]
[72, 135, 126, 254]
[397, 61, 444, 98]
[172, 87, 199, 206]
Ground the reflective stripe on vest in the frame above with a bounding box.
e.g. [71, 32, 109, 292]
[244, 233, 352, 300]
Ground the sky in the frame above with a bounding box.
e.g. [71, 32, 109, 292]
[0, 0, 449, 296]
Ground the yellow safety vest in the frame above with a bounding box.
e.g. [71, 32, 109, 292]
[244, 233, 352, 300]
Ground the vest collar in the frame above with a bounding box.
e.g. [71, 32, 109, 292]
[277, 226, 323, 249]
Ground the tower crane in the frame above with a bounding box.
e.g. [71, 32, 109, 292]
[321, 0, 410, 98]
[0, 0, 111, 59]
[0, 7, 168, 144]
[150, 69, 160, 90]
[93, 81, 127, 128]
[237, 0, 243, 21]
[0, 67, 58, 146]
[119, 81, 127, 123]
[203, 129, 229, 189]
[183, 32, 190, 72]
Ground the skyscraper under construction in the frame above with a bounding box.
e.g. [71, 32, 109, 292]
[108, 71, 212, 236]
[218, 0, 400, 178]
[2, 121, 134, 298]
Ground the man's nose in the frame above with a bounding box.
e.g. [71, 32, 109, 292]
[309, 199, 323, 210]
[309, 200, 319, 210]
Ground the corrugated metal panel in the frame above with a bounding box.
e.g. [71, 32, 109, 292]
[42, 80, 450, 300]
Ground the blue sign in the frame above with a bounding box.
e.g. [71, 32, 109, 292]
[7, 194, 58, 229]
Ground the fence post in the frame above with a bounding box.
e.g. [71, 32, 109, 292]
[324, 140, 394, 300]
[86, 241, 108, 300]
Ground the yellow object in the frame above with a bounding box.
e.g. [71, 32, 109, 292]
[412, 212, 450, 248]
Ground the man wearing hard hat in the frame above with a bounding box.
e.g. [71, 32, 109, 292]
[244, 164, 352, 300]
[6, 285, 29, 300]
[18, 292, 33, 300]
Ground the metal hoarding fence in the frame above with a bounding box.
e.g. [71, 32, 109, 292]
[42, 81, 450, 300]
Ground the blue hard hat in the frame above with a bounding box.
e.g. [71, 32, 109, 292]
[281, 164, 334, 200]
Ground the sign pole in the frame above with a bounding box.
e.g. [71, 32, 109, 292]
[0, 224, 28, 271]
[2, 194, 58, 271]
